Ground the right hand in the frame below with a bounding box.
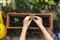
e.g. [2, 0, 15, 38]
[33, 16, 43, 27]
[23, 16, 32, 30]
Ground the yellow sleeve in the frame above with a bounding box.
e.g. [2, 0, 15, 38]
[0, 11, 3, 24]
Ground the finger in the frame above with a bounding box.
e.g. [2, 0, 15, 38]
[34, 16, 40, 19]
[33, 19, 37, 22]
[24, 16, 30, 21]
[34, 16, 42, 19]
[26, 16, 33, 21]
[23, 16, 29, 23]
[29, 19, 32, 22]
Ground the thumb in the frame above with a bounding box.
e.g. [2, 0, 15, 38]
[33, 19, 37, 22]
[29, 19, 32, 23]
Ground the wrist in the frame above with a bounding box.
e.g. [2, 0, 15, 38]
[38, 24, 43, 27]
[22, 26, 28, 32]
[22, 28, 27, 34]
[38, 24, 46, 29]
[39, 25, 46, 30]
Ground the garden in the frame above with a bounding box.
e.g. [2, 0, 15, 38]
[0, 0, 60, 40]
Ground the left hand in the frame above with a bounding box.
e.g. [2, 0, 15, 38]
[23, 16, 32, 30]
[33, 16, 43, 27]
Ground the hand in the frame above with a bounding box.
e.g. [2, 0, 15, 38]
[33, 16, 53, 40]
[23, 16, 32, 30]
[33, 16, 43, 27]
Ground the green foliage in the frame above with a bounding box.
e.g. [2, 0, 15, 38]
[2, 3, 12, 12]
[15, 0, 56, 12]
[14, 17, 20, 23]
[0, 0, 56, 12]
[0, 3, 2, 10]
[57, 1, 60, 23]
[48, 0, 56, 9]
[29, 14, 35, 18]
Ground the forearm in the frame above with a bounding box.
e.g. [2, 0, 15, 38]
[38, 25, 53, 40]
[19, 27, 27, 40]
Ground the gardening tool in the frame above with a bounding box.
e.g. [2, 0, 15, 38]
[0, 11, 7, 39]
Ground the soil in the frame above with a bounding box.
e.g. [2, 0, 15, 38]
[10, 16, 49, 27]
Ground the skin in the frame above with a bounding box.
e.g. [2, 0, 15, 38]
[19, 16, 32, 40]
[19, 16, 53, 40]
[33, 16, 53, 40]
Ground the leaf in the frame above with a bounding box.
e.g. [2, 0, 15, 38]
[29, 14, 35, 18]
[14, 17, 20, 23]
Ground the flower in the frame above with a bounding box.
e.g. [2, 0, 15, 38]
[7, 0, 11, 4]
[45, 0, 48, 3]
[0, 0, 6, 7]
[36, 0, 39, 2]
[41, 0, 43, 2]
